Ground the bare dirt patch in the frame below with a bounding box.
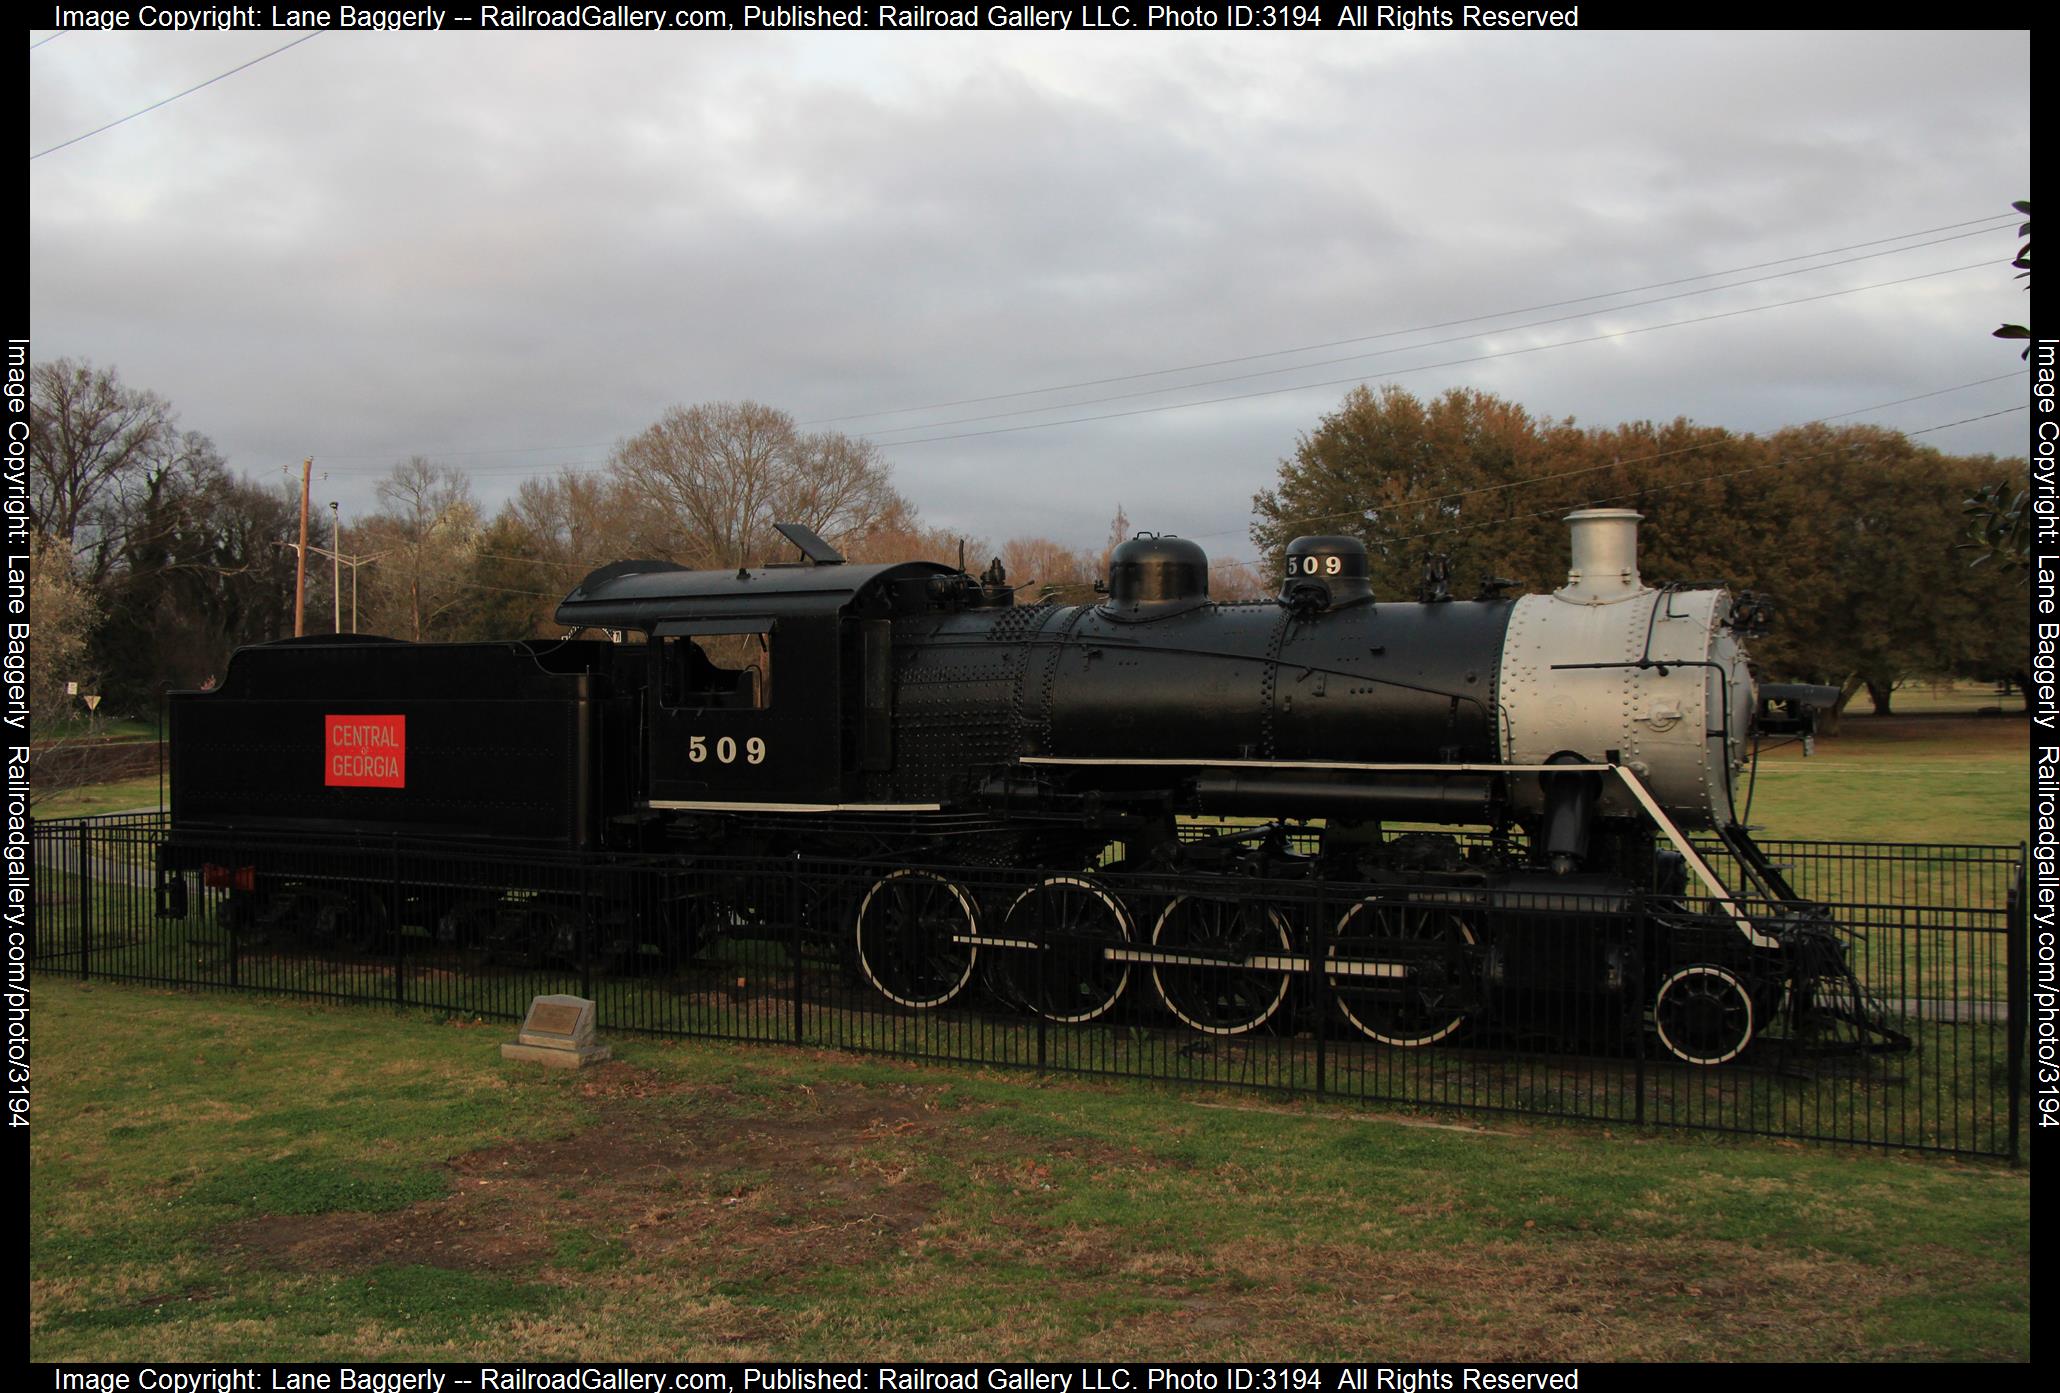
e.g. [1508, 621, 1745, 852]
[214, 1063, 950, 1282]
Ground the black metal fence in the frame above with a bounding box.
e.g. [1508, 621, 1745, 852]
[30, 811, 2026, 1159]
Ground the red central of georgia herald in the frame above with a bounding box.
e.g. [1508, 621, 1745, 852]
[325, 714, 406, 788]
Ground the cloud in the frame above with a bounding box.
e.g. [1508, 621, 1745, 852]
[29, 28, 2032, 557]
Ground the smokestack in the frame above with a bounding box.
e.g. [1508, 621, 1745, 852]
[1558, 508, 1644, 604]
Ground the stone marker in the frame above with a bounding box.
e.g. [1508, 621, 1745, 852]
[500, 994, 611, 1069]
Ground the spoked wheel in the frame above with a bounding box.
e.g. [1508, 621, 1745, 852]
[1653, 963, 1756, 1065]
[439, 900, 496, 966]
[1329, 900, 1477, 1047]
[538, 905, 591, 969]
[1150, 896, 1294, 1035]
[311, 889, 389, 955]
[994, 876, 1133, 1023]
[587, 917, 642, 977]
[854, 870, 980, 1009]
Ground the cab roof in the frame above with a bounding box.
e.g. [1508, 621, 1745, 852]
[554, 558, 958, 630]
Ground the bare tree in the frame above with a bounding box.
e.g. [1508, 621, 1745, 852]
[28, 358, 185, 577]
[611, 402, 908, 569]
[27, 531, 96, 731]
[1097, 503, 1133, 581]
[357, 458, 479, 640]
[449, 470, 638, 638]
[1000, 536, 1098, 602]
[839, 492, 985, 567]
[512, 469, 636, 573]
[1209, 557, 1273, 603]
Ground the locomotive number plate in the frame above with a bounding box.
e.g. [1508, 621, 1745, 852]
[687, 735, 768, 765]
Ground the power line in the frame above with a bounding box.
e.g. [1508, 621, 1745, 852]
[30, 33, 58, 50]
[309, 213, 2020, 475]
[317, 259, 2007, 482]
[30, 33, 320, 162]
[868, 260, 1997, 449]
[859, 233, 2013, 441]
[801, 213, 2021, 428]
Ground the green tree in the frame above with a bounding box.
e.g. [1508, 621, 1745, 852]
[1740, 425, 2025, 714]
[1966, 199, 2032, 576]
[89, 452, 298, 711]
[1251, 386, 1559, 599]
[1251, 387, 2027, 718]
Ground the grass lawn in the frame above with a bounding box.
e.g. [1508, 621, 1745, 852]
[1746, 713, 2027, 847]
[1863, 681, 2024, 717]
[25, 704, 2034, 1361]
[34, 775, 166, 821]
[27, 980, 2030, 1362]
[34, 715, 160, 742]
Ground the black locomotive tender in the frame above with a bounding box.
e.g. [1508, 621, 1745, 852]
[162, 510, 1883, 1066]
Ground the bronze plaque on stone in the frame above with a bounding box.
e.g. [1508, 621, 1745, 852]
[528, 1002, 583, 1037]
[504, 994, 609, 1070]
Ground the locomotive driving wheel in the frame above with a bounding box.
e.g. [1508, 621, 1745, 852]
[1328, 900, 1477, 1047]
[1149, 897, 1294, 1035]
[1653, 964, 1756, 1065]
[310, 888, 390, 956]
[994, 876, 1133, 1023]
[438, 899, 497, 966]
[854, 870, 980, 1010]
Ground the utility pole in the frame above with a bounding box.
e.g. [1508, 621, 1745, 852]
[330, 501, 341, 635]
[340, 550, 385, 632]
[278, 538, 384, 633]
[294, 458, 312, 637]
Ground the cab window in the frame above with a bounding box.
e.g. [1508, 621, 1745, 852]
[659, 632, 770, 710]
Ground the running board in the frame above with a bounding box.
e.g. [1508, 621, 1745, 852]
[948, 934, 1408, 977]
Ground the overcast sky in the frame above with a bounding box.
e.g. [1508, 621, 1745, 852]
[27, 28, 2032, 572]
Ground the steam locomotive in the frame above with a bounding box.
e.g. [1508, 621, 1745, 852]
[161, 509, 1876, 1065]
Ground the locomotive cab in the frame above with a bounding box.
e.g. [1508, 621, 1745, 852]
[647, 619, 792, 805]
[555, 537, 961, 813]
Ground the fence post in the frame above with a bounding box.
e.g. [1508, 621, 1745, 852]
[391, 837, 406, 1009]
[792, 853, 805, 1046]
[1313, 883, 1328, 1097]
[1035, 880, 1047, 1074]
[77, 821, 91, 981]
[1633, 891, 1647, 1128]
[579, 863, 593, 1005]
[2007, 851, 2026, 1164]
